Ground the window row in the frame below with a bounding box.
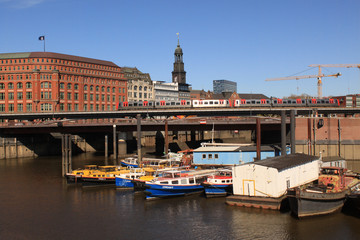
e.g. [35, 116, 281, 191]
[0, 92, 33, 100]
[201, 154, 219, 159]
[0, 103, 32, 112]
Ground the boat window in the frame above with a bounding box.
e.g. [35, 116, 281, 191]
[202, 154, 206, 159]
[208, 154, 213, 159]
[189, 178, 194, 184]
[222, 180, 226, 183]
[181, 179, 187, 184]
[160, 181, 168, 184]
[214, 154, 219, 159]
[172, 180, 179, 184]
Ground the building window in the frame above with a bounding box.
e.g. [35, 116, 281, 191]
[17, 82, 23, 89]
[26, 92, 32, 100]
[101, 95, 105, 101]
[84, 104, 88, 111]
[0, 104, 5, 112]
[90, 85, 94, 91]
[0, 93, 4, 100]
[67, 83, 72, 90]
[17, 92, 23, 100]
[90, 94, 93, 101]
[59, 92, 64, 99]
[67, 104, 72, 111]
[8, 92, 14, 100]
[74, 84, 79, 90]
[59, 103, 64, 111]
[26, 103, 32, 112]
[74, 93, 78, 100]
[101, 86, 105, 92]
[84, 85, 88, 91]
[96, 94, 99, 101]
[112, 87, 115, 93]
[0, 83, 4, 89]
[8, 104, 14, 112]
[40, 103, 52, 112]
[74, 104, 78, 111]
[84, 94, 88, 101]
[17, 104, 23, 112]
[60, 83, 64, 89]
[96, 86, 99, 91]
[67, 93, 72, 100]
[8, 83, 14, 89]
[90, 104, 93, 111]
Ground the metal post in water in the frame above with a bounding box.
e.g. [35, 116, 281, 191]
[61, 134, 65, 176]
[68, 134, 72, 173]
[165, 119, 169, 155]
[281, 111, 286, 156]
[256, 118, 261, 161]
[113, 125, 117, 160]
[105, 135, 108, 158]
[136, 114, 142, 163]
[290, 110, 296, 154]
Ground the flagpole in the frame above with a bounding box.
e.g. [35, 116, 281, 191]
[44, 38, 46, 52]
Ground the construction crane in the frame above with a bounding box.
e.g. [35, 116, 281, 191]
[266, 66, 341, 99]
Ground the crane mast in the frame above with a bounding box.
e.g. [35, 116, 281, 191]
[266, 66, 341, 98]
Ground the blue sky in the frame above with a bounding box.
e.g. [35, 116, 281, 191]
[1, 0, 359, 98]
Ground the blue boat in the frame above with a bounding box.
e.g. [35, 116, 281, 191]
[144, 169, 215, 200]
[120, 157, 139, 168]
[202, 169, 233, 197]
[115, 168, 149, 189]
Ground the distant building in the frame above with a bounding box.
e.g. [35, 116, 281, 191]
[332, 94, 360, 108]
[189, 89, 208, 100]
[122, 67, 154, 102]
[0, 52, 127, 113]
[153, 81, 179, 101]
[213, 79, 237, 94]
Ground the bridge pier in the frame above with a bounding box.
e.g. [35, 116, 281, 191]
[117, 132, 127, 158]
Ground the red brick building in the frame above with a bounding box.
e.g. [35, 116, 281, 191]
[0, 52, 127, 113]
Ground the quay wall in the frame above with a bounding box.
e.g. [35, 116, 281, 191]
[295, 117, 360, 160]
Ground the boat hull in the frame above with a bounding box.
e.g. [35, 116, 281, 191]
[203, 183, 233, 197]
[81, 176, 116, 186]
[65, 174, 82, 184]
[144, 183, 204, 199]
[287, 188, 348, 218]
[115, 177, 134, 189]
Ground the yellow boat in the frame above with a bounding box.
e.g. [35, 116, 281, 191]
[65, 165, 98, 184]
[81, 166, 130, 186]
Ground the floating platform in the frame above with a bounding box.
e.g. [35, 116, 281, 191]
[226, 195, 287, 210]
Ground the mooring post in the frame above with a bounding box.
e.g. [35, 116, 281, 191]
[307, 118, 312, 155]
[290, 110, 296, 154]
[256, 118, 261, 161]
[61, 134, 65, 176]
[281, 111, 286, 156]
[136, 114, 142, 164]
[68, 134, 72, 173]
[105, 135, 108, 158]
[165, 119, 169, 155]
[113, 125, 117, 160]
[64, 134, 68, 175]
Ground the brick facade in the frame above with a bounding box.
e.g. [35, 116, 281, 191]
[0, 52, 127, 113]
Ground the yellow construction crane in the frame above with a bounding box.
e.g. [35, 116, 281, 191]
[266, 66, 341, 99]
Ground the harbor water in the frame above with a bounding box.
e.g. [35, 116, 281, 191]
[0, 154, 359, 240]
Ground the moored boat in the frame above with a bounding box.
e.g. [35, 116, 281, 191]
[65, 165, 98, 184]
[115, 167, 153, 189]
[144, 169, 215, 200]
[81, 166, 130, 186]
[202, 169, 233, 197]
[120, 157, 139, 168]
[287, 167, 360, 218]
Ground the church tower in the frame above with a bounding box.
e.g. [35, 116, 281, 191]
[172, 33, 186, 84]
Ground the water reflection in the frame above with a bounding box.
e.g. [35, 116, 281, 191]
[0, 154, 359, 240]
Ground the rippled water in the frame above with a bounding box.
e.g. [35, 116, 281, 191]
[0, 154, 359, 240]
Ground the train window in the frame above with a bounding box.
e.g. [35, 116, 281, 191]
[204, 101, 208, 105]
[251, 100, 256, 104]
[209, 101, 213, 104]
[241, 99, 246, 104]
[176, 102, 180, 105]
